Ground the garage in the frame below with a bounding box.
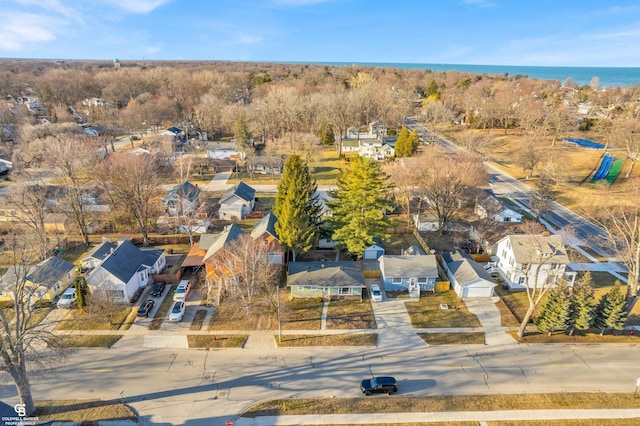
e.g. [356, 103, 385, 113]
[443, 250, 497, 299]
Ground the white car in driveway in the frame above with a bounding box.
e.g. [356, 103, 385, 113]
[370, 285, 383, 302]
[169, 301, 185, 322]
[173, 280, 191, 302]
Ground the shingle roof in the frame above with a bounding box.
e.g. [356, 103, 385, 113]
[198, 234, 220, 251]
[0, 256, 75, 290]
[287, 261, 365, 288]
[96, 240, 163, 284]
[204, 224, 245, 261]
[443, 250, 495, 286]
[251, 213, 278, 240]
[219, 181, 256, 204]
[502, 234, 569, 264]
[380, 254, 438, 278]
[83, 241, 117, 263]
[167, 181, 201, 203]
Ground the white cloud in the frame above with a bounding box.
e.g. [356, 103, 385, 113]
[0, 12, 59, 51]
[99, 0, 172, 14]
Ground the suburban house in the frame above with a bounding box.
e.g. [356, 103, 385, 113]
[363, 238, 385, 260]
[162, 181, 202, 217]
[246, 156, 284, 175]
[287, 261, 366, 300]
[85, 239, 166, 303]
[203, 224, 245, 279]
[218, 181, 256, 220]
[475, 195, 523, 223]
[0, 256, 77, 305]
[493, 234, 575, 291]
[443, 250, 497, 298]
[80, 240, 117, 271]
[341, 121, 395, 160]
[250, 213, 284, 264]
[162, 126, 184, 141]
[379, 254, 439, 297]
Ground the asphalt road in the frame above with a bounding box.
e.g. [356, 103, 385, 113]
[405, 118, 609, 251]
[5, 343, 639, 425]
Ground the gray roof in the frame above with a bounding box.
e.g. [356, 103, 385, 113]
[1, 256, 75, 290]
[501, 234, 569, 264]
[443, 250, 495, 286]
[402, 245, 425, 256]
[380, 254, 438, 278]
[167, 181, 201, 203]
[287, 261, 365, 288]
[204, 224, 245, 260]
[96, 240, 163, 284]
[198, 233, 220, 251]
[251, 213, 279, 240]
[220, 181, 255, 204]
[83, 241, 117, 263]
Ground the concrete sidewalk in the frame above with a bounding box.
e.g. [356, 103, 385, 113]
[233, 408, 640, 425]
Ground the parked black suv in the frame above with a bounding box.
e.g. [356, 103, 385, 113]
[360, 376, 398, 395]
[150, 281, 166, 297]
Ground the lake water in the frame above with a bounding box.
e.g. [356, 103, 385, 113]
[304, 62, 640, 88]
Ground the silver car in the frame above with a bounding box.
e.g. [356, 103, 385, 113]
[169, 301, 185, 322]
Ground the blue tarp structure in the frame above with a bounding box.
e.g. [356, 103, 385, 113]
[562, 138, 607, 149]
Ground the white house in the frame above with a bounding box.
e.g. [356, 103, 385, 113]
[475, 195, 523, 223]
[379, 254, 439, 297]
[443, 250, 496, 298]
[162, 181, 202, 217]
[218, 181, 256, 220]
[494, 234, 575, 291]
[86, 239, 166, 302]
[413, 213, 440, 232]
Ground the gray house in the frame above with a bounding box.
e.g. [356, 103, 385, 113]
[379, 254, 439, 295]
[287, 261, 366, 300]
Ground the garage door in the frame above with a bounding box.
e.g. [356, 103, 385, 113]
[462, 287, 491, 298]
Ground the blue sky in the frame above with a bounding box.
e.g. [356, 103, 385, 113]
[1, 0, 640, 67]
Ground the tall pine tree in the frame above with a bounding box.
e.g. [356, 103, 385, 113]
[394, 126, 411, 157]
[274, 155, 322, 262]
[327, 156, 393, 257]
[595, 280, 627, 335]
[569, 272, 597, 335]
[535, 279, 572, 336]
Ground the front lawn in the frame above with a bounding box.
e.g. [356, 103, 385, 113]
[187, 334, 247, 348]
[56, 307, 131, 330]
[325, 298, 376, 329]
[494, 286, 531, 323]
[276, 333, 377, 347]
[35, 400, 136, 423]
[56, 335, 123, 348]
[405, 291, 481, 328]
[418, 332, 485, 345]
[512, 329, 640, 343]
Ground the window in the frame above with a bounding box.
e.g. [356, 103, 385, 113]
[518, 277, 525, 285]
[392, 277, 402, 284]
[339, 287, 351, 295]
[418, 277, 427, 283]
[297, 285, 317, 291]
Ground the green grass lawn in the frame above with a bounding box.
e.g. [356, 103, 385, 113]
[406, 291, 481, 328]
[384, 233, 423, 255]
[325, 298, 376, 329]
[309, 148, 344, 184]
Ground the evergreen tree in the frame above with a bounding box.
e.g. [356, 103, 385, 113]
[326, 156, 393, 257]
[234, 116, 250, 149]
[595, 281, 627, 335]
[569, 272, 597, 334]
[274, 155, 322, 262]
[318, 123, 335, 146]
[535, 279, 572, 336]
[407, 129, 420, 154]
[394, 126, 411, 157]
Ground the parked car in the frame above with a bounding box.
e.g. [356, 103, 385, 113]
[150, 281, 166, 297]
[56, 287, 77, 309]
[370, 285, 383, 302]
[173, 280, 191, 302]
[169, 301, 185, 322]
[137, 299, 155, 317]
[360, 376, 398, 396]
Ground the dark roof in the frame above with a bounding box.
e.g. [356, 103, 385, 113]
[443, 250, 495, 285]
[83, 241, 117, 262]
[0, 256, 75, 290]
[97, 240, 163, 284]
[220, 181, 256, 204]
[251, 213, 279, 240]
[287, 261, 365, 288]
[167, 181, 201, 203]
